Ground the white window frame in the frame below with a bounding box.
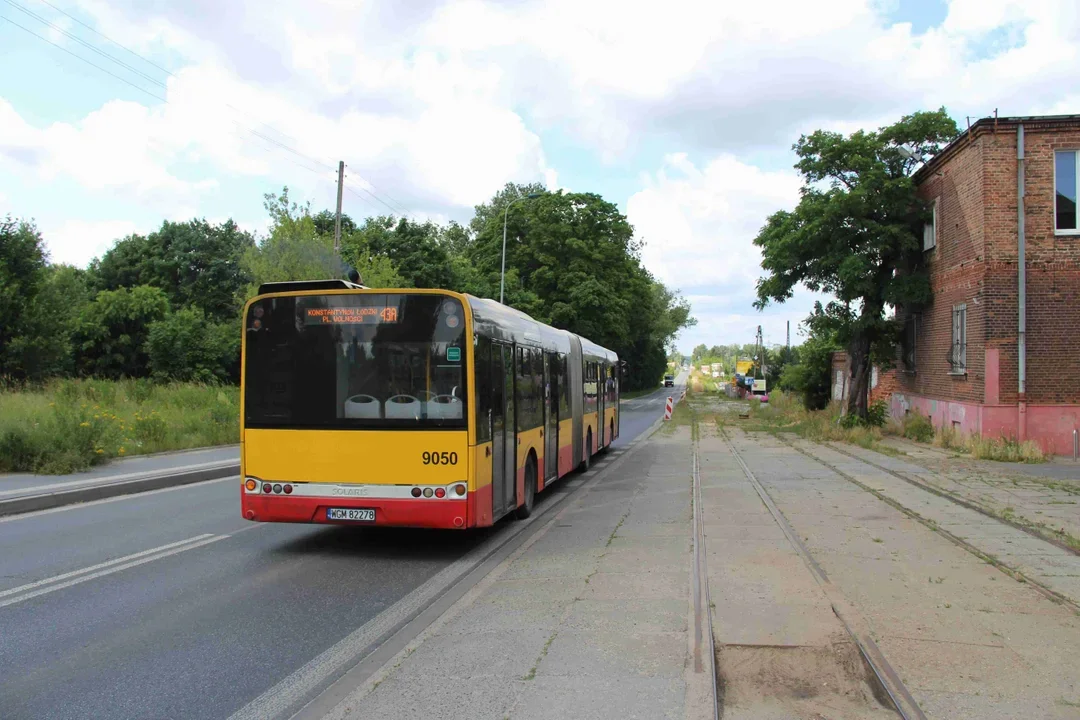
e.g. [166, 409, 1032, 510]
[950, 304, 967, 375]
[1054, 150, 1080, 236]
[923, 198, 938, 250]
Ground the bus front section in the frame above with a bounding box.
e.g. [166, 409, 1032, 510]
[241, 291, 473, 529]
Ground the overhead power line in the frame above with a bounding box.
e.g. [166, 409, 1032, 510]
[7, 0, 409, 214]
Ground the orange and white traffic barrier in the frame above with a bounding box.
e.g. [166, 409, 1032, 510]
[664, 396, 674, 420]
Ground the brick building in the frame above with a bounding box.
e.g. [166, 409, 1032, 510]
[889, 114, 1080, 455]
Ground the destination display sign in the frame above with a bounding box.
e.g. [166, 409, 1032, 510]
[304, 306, 399, 325]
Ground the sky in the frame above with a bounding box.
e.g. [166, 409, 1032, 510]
[1, 0, 1078, 353]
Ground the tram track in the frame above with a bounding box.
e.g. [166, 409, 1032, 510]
[822, 441, 1080, 558]
[774, 435, 1080, 615]
[690, 415, 721, 720]
[718, 426, 927, 720]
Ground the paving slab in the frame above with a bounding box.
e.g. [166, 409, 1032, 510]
[725, 428, 1080, 719]
[318, 427, 701, 720]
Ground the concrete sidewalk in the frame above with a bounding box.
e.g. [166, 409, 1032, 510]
[0, 445, 239, 516]
[319, 427, 708, 720]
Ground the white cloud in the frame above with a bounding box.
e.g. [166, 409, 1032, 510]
[629, 153, 801, 293]
[4, 0, 1080, 346]
[629, 153, 835, 351]
[39, 219, 143, 267]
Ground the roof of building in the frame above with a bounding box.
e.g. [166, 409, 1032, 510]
[914, 113, 1080, 184]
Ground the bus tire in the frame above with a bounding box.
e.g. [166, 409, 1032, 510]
[579, 429, 592, 472]
[516, 454, 537, 520]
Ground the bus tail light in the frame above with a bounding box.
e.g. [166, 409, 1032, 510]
[245, 479, 257, 492]
[283, 484, 293, 494]
[422, 488, 433, 498]
[454, 484, 466, 496]
[411, 487, 422, 498]
[434, 488, 446, 498]
[273, 484, 282, 494]
[262, 483, 272, 494]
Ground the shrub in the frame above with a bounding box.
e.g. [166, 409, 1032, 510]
[902, 413, 934, 443]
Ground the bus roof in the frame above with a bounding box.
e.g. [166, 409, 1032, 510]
[466, 295, 617, 363]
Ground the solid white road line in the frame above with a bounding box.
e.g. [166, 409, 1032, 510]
[0, 533, 229, 609]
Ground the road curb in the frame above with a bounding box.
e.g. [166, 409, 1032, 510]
[0, 463, 240, 517]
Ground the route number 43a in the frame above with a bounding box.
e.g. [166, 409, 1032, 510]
[422, 451, 458, 466]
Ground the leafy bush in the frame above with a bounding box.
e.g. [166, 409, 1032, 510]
[146, 308, 240, 383]
[902, 413, 934, 442]
[777, 333, 837, 411]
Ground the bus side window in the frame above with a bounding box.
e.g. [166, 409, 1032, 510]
[558, 354, 570, 418]
[475, 336, 492, 443]
[532, 347, 545, 424]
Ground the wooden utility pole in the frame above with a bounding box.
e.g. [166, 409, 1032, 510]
[334, 161, 345, 253]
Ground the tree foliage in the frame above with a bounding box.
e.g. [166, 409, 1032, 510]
[2, 181, 693, 391]
[73, 286, 170, 379]
[465, 184, 694, 390]
[0, 217, 50, 379]
[754, 109, 958, 418]
[147, 308, 240, 383]
[91, 219, 255, 322]
[777, 330, 838, 410]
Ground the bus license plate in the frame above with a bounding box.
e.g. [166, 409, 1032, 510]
[327, 508, 375, 522]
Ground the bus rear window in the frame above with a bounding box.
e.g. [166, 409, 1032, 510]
[244, 294, 467, 429]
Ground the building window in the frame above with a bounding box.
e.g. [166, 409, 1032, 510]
[950, 304, 967, 374]
[1056, 151, 1078, 232]
[902, 314, 918, 372]
[923, 199, 937, 250]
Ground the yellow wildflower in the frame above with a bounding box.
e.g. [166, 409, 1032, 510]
[118, 447, 126, 455]
[95, 449, 104, 454]
[79, 421, 90, 427]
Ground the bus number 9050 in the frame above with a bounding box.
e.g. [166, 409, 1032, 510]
[422, 451, 458, 466]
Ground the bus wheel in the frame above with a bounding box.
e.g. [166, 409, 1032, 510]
[579, 430, 592, 472]
[516, 454, 537, 520]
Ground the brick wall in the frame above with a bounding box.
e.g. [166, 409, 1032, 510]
[900, 120, 1080, 406]
[899, 132, 986, 403]
[982, 125, 1080, 404]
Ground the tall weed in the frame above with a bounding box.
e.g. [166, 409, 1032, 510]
[0, 379, 239, 474]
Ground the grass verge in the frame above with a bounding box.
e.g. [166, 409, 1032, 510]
[0, 378, 239, 474]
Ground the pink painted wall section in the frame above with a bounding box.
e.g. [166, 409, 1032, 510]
[890, 392, 1080, 455]
[891, 393, 983, 435]
[1028, 406, 1080, 456]
[984, 348, 1000, 405]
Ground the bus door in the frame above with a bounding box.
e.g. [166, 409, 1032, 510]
[544, 352, 558, 483]
[491, 343, 516, 518]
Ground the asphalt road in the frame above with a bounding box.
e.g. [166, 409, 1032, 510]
[0, 374, 685, 720]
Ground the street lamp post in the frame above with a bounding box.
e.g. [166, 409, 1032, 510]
[500, 193, 541, 304]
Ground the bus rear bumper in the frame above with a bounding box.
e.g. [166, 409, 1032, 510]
[241, 495, 470, 529]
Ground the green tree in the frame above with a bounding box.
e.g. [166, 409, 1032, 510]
[466, 186, 694, 391]
[7, 265, 91, 379]
[778, 330, 838, 410]
[0, 217, 49, 378]
[90, 219, 255, 322]
[147, 308, 240, 383]
[345, 216, 455, 288]
[246, 188, 403, 296]
[312, 209, 357, 237]
[73, 285, 170, 378]
[691, 344, 708, 363]
[753, 109, 957, 419]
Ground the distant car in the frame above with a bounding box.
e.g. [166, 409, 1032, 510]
[664, 375, 675, 387]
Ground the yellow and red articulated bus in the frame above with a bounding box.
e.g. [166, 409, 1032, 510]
[240, 280, 620, 529]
